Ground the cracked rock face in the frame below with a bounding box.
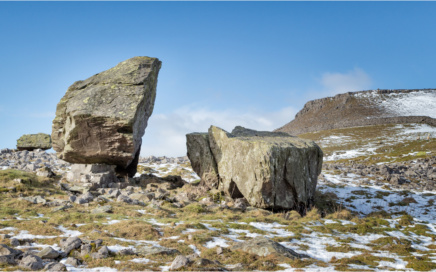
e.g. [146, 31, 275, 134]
[187, 126, 323, 212]
[52, 57, 161, 177]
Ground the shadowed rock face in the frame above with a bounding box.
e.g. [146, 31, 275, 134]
[187, 126, 323, 212]
[16, 133, 51, 151]
[52, 57, 161, 177]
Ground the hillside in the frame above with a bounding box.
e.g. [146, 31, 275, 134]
[276, 89, 436, 135]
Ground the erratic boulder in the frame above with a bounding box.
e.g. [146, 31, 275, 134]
[52, 56, 161, 177]
[186, 126, 323, 212]
[16, 133, 51, 151]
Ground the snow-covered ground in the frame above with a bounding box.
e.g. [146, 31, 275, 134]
[355, 89, 436, 118]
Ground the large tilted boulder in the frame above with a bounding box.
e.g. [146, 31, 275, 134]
[186, 126, 323, 212]
[16, 133, 51, 151]
[52, 57, 161, 177]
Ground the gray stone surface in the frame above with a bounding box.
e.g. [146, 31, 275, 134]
[231, 236, 308, 259]
[170, 255, 191, 270]
[52, 56, 161, 177]
[186, 133, 219, 189]
[16, 133, 51, 151]
[19, 254, 44, 270]
[186, 126, 323, 211]
[37, 246, 60, 259]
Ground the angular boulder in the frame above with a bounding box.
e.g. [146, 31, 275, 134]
[16, 133, 51, 151]
[186, 126, 323, 212]
[52, 57, 161, 177]
[186, 133, 219, 189]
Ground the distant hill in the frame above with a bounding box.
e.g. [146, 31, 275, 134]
[275, 89, 436, 135]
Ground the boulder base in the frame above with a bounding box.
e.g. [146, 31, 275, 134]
[186, 126, 323, 212]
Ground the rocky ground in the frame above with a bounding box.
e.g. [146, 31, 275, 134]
[0, 123, 436, 271]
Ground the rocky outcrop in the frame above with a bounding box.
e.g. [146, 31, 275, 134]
[186, 126, 323, 212]
[276, 89, 436, 135]
[52, 56, 161, 177]
[16, 133, 51, 151]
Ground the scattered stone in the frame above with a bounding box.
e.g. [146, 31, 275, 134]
[64, 257, 81, 267]
[66, 164, 118, 190]
[170, 255, 191, 270]
[0, 244, 21, 257]
[92, 246, 109, 259]
[52, 56, 162, 177]
[10, 239, 20, 247]
[44, 262, 67, 272]
[137, 245, 179, 256]
[91, 205, 113, 214]
[36, 166, 56, 178]
[19, 254, 44, 270]
[21, 195, 47, 205]
[16, 133, 51, 151]
[231, 236, 309, 259]
[36, 246, 59, 259]
[0, 254, 15, 265]
[60, 237, 82, 254]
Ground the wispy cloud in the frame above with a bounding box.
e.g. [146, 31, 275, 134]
[141, 106, 296, 157]
[320, 67, 372, 95]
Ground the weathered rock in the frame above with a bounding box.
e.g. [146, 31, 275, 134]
[65, 164, 118, 190]
[0, 254, 15, 265]
[170, 255, 191, 270]
[19, 254, 44, 270]
[36, 166, 56, 178]
[17, 133, 51, 151]
[60, 237, 82, 254]
[37, 246, 59, 259]
[187, 126, 323, 211]
[64, 257, 81, 267]
[0, 244, 22, 257]
[186, 133, 219, 189]
[91, 205, 113, 214]
[52, 56, 161, 177]
[231, 236, 308, 259]
[44, 262, 67, 271]
[137, 245, 179, 256]
[21, 195, 47, 205]
[92, 246, 109, 259]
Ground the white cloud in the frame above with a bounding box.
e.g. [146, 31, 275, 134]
[140, 106, 296, 157]
[320, 68, 372, 95]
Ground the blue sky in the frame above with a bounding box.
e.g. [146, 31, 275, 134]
[1, 2, 435, 156]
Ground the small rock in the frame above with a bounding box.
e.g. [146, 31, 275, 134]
[19, 254, 44, 270]
[0, 254, 16, 265]
[0, 243, 21, 256]
[10, 239, 20, 247]
[170, 255, 191, 270]
[92, 245, 109, 259]
[60, 237, 82, 254]
[64, 257, 81, 267]
[37, 246, 59, 259]
[44, 262, 67, 272]
[91, 205, 113, 214]
[21, 195, 47, 205]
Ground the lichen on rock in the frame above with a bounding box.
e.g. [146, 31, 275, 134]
[186, 126, 323, 212]
[52, 56, 161, 177]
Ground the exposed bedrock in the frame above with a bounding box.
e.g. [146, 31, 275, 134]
[186, 126, 323, 212]
[52, 56, 161, 177]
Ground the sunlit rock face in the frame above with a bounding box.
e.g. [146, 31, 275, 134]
[52, 56, 161, 177]
[187, 126, 323, 212]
